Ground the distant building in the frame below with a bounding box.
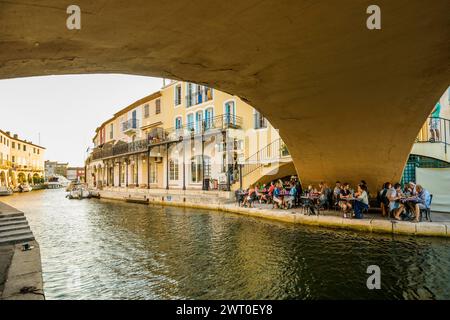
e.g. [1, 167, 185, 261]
[45, 161, 68, 179]
[85, 80, 290, 191]
[67, 167, 85, 182]
[0, 130, 45, 187]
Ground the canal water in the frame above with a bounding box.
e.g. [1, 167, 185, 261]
[2, 189, 450, 300]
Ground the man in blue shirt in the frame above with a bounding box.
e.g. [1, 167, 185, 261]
[285, 182, 297, 209]
[413, 185, 431, 222]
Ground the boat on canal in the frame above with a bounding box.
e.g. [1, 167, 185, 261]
[66, 183, 93, 200]
[17, 183, 33, 192]
[45, 175, 70, 189]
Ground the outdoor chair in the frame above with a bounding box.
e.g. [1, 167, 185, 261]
[419, 194, 433, 222]
[248, 192, 258, 208]
[235, 190, 244, 207]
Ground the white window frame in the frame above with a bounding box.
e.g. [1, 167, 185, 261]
[186, 112, 195, 131]
[223, 99, 236, 125]
[169, 159, 179, 181]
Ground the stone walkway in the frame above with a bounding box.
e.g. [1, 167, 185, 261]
[0, 244, 14, 295]
[99, 188, 450, 238]
[221, 202, 450, 237]
[0, 201, 44, 300]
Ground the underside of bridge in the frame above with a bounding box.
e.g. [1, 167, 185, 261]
[1, 0, 449, 188]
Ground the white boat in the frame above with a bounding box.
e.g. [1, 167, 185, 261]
[45, 175, 70, 189]
[66, 184, 91, 199]
[0, 186, 13, 196]
[18, 184, 32, 192]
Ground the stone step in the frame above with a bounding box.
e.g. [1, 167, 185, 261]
[0, 224, 30, 233]
[0, 216, 27, 223]
[0, 212, 25, 219]
[0, 234, 35, 246]
[0, 228, 33, 239]
[0, 220, 28, 228]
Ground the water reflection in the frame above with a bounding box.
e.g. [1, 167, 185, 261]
[2, 189, 450, 300]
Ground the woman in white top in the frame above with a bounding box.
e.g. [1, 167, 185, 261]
[353, 184, 369, 219]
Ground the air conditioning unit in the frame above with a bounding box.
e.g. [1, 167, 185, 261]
[154, 157, 163, 163]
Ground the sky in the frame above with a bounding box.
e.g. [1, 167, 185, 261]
[0, 74, 164, 167]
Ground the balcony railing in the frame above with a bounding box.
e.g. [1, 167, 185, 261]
[240, 138, 291, 177]
[122, 118, 140, 133]
[254, 113, 268, 129]
[186, 87, 214, 107]
[92, 138, 148, 161]
[166, 115, 243, 140]
[0, 160, 12, 168]
[91, 114, 243, 161]
[416, 117, 449, 153]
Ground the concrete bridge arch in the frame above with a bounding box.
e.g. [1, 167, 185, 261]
[1, 0, 449, 189]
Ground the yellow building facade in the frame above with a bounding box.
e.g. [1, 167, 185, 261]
[86, 81, 292, 191]
[0, 130, 46, 188]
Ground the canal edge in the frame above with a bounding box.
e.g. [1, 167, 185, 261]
[99, 192, 450, 239]
[0, 201, 45, 300]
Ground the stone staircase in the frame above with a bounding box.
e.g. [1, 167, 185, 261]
[0, 206, 34, 246]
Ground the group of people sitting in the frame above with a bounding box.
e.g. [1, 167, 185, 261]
[240, 177, 301, 210]
[238, 178, 431, 222]
[329, 181, 370, 219]
[378, 181, 431, 223]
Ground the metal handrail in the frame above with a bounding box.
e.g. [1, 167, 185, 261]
[165, 114, 243, 140]
[254, 113, 268, 129]
[240, 138, 290, 177]
[91, 115, 243, 160]
[416, 117, 449, 154]
[121, 118, 140, 132]
[186, 88, 214, 107]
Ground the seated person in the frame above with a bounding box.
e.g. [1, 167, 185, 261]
[332, 181, 342, 207]
[285, 182, 297, 209]
[242, 185, 256, 207]
[333, 181, 342, 198]
[319, 182, 331, 208]
[267, 182, 275, 195]
[388, 183, 405, 220]
[360, 180, 371, 200]
[412, 184, 431, 223]
[267, 181, 275, 203]
[353, 184, 369, 219]
[401, 184, 417, 217]
[258, 183, 268, 203]
[378, 182, 391, 217]
[273, 183, 284, 209]
[339, 183, 352, 217]
[408, 182, 417, 196]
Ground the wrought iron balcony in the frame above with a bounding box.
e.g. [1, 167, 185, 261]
[122, 118, 140, 134]
[166, 114, 243, 141]
[0, 160, 12, 168]
[254, 113, 268, 129]
[186, 87, 214, 107]
[91, 138, 148, 161]
[90, 115, 243, 161]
